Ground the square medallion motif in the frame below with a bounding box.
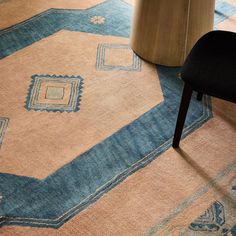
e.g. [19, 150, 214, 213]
[96, 43, 142, 71]
[45, 87, 64, 100]
[25, 75, 84, 112]
[0, 117, 9, 149]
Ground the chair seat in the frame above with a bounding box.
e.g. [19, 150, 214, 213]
[181, 30, 236, 103]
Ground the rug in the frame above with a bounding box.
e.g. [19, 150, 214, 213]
[0, 0, 236, 235]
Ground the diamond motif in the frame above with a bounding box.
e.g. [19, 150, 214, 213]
[25, 75, 84, 112]
[96, 43, 141, 71]
[189, 201, 225, 232]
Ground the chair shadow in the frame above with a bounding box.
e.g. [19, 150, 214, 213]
[174, 147, 236, 206]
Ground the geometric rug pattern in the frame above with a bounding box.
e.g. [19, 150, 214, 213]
[186, 179, 236, 235]
[96, 44, 142, 71]
[0, 0, 236, 233]
[25, 75, 83, 112]
[189, 201, 226, 232]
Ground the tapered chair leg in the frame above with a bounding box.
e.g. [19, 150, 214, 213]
[172, 83, 193, 148]
[197, 92, 203, 101]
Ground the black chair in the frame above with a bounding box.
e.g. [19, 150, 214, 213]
[172, 30, 236, 148]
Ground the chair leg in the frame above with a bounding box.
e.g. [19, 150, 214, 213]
[172, 83, 193, 148]
[197, 92, 203, 101]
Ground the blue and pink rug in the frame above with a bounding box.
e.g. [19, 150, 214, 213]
[0, 0, 236, 235]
